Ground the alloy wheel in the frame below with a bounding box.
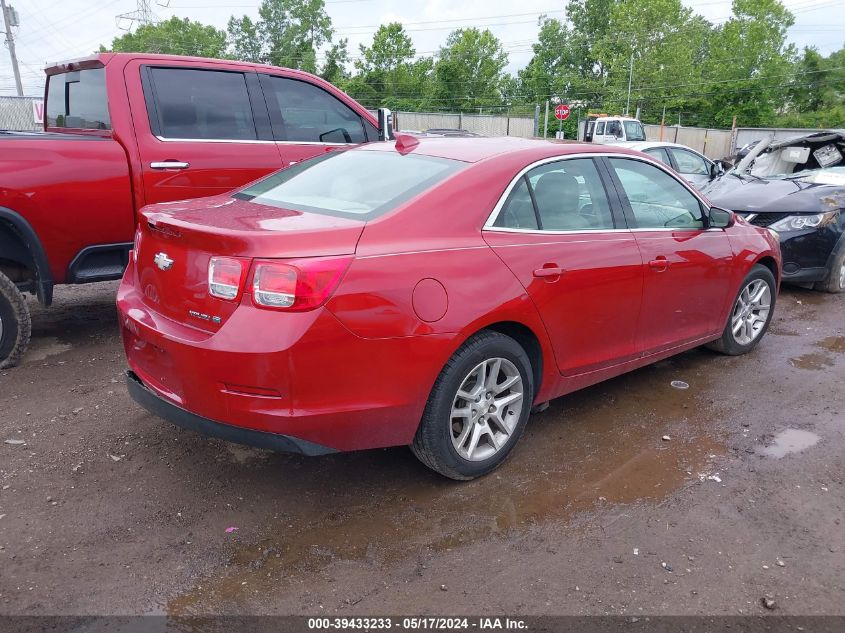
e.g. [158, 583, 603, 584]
[839, 261, 845, 291]
[450, 357, 524, 462]
[731, 279, 771, 346]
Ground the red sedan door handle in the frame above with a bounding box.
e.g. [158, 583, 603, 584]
[533, 264, 565, 281]
[649, 257, 670, 272]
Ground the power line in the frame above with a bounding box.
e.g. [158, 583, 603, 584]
[117, 0, 158, 32]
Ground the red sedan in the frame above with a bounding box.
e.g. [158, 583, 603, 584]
[117, 137, 781, 480]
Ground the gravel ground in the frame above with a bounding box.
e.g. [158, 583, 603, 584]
[0, 281, 843, 616]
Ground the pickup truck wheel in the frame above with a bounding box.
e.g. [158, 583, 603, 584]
[0, 270, 31, 369]
[411, 331, 534, 480]
[707, 264, 776, 356]
[813, 242, 845, 294]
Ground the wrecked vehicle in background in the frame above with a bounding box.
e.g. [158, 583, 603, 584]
[703, 131, 845, 293]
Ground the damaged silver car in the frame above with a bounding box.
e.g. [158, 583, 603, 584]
[703, 131, 845, 293]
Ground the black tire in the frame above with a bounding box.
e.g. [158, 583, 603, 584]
[813, 241, 845, 294]
[411, 330, 534, 480]
[707, 264, 776, 356]
[0, 270, 31, 369]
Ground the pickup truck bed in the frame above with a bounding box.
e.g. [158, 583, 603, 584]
[1, 131, 134, 295]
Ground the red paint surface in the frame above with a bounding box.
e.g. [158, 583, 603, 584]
[118, 138, 782, 452]
[412, 278, 448, 323]
[1, 53, 378, 285]
[554, 104, 571, 121]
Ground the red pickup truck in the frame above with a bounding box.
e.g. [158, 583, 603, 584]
[0, 53, 391, 368]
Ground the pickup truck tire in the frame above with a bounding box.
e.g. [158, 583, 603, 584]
[813, 241, 845, 294]
[0, 270, 31, 369]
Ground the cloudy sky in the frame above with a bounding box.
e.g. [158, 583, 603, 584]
[2, 0, 843, 96]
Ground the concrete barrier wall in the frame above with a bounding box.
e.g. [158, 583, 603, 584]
[394, 111, 535, 138]
[644, 124, 733, 160]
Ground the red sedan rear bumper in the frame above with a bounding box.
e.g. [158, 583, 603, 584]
[117, 261, 457, 453]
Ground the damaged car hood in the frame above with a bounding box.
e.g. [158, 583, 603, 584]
[703, 130, 845, 214]
[702, 173, 845, 214]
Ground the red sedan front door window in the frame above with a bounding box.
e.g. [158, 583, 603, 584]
[483, 157, 644, 376]
[607, 157, 735, 353]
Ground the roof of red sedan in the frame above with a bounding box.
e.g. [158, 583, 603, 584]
[358, 136, 634, 163]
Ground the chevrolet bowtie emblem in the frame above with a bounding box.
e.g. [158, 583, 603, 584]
[154, 252, 174, 271]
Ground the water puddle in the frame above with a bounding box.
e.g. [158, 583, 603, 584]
[164, 352, 728, 615]
[789, 352, 834, 370]
[816, 336, 845, 354]
[761, 428, 820, 458]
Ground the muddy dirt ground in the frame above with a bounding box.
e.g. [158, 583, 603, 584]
[0, 282, 843, 616]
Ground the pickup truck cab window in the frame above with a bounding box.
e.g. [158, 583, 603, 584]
[608, 157, 704, 229]
[148, 68, 257, 140]
[261, 76, 368, 144]
[606, 120, 622, 138]
[46, 68, 110, 130]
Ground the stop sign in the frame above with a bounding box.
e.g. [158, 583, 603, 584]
[554, 104, 570, 120]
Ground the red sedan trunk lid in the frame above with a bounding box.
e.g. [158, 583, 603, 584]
[134, 195, 364, 331]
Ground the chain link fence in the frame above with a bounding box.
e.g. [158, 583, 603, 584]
[0, 96, 44, 131]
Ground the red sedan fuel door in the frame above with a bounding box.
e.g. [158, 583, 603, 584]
[126, 61, 283, 205]
[606, 157, 735, 353]
[483, 157, 644, 376]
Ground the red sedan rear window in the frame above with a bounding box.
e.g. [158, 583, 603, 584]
[235, 151, 464, 220]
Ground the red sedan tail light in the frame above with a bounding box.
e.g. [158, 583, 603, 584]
[252, 256, 352, 311]
[208, 257, 246, 300]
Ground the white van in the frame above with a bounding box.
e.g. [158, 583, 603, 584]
[583, 116, 646, 144]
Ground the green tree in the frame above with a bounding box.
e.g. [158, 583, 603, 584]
[100, 16, 226, 57]
[226, 15, 264, 63]
[227, 0, 332, 72]
[780, 45, 845, 127]
[321, 38, 349, 85]
[345, 23, 435, 110]
[518, 17, 576, 105]
[789, 47, 832, 113]
[596, 0, 711, 122]
[265, 0, 332, 72]
[432, 28, 509, 111]
[356, 22, 415, 74]
[704, 0, 796, 127]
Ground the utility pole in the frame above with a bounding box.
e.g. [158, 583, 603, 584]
[625, 51, 634, 117]
[543, 100, 549, 138]
[1, 0, 23, 96]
